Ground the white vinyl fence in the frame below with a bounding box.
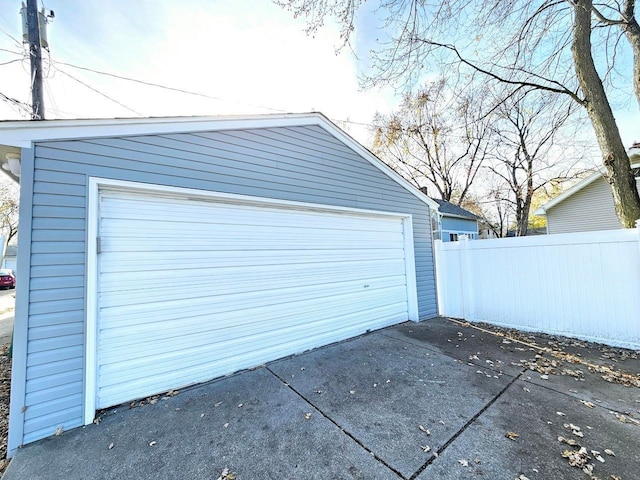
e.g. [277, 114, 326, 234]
[434, 226, 640, 350]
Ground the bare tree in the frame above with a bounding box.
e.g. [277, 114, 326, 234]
[371, 79, 491, 204]
[488, 91, 584, 236]
[276, 0, 640, 227]
[0, 181, 18, 264]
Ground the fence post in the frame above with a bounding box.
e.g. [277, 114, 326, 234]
[434, 239, 445, 316]
[458, 235, 475, 321]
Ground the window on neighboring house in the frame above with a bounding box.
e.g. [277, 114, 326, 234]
[449, 233, 458, 242]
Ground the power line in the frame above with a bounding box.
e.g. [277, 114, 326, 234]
[53, 60, 288, 114]
[54, 68, 144, 116]
[0, 59, 22, 67]
[0, 47, 23, 55]
[0, 91, 32, 115]
[0, 25, 22, 48]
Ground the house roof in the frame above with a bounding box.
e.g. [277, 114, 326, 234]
[0, 112, 440, 210]
[433, 199, 479, 220]
[534, 163, 640, 216]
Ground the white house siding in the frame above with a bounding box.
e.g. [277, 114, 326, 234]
[546, 176, 640, 234]
[16, 125, 437, 447]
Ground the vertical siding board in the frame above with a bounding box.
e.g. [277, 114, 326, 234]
[12, 124, 437, 452]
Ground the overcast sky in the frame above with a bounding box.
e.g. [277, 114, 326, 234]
[0, 0, 637, 151]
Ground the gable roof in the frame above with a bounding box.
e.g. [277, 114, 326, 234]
[433, 199, 479, 220]
[0, 112, 440, 210]
[534, 163, 640, 216]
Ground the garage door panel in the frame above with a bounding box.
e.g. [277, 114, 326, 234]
[96, 188, 413, 409]
[98, 300, 409, 398]
[99, 271, 408, 311]
[99, 260, 408, 293]
[98, 283, 408, 347]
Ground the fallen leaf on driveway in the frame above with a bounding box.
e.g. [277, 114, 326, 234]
[216, 468, 237, 480]
[421, 445, 431, 452]
[304, 413, 312, 420]
[540, 374, 549, 380]
[108, 442, 114, 450]
[558, 436, 578, 446]
[349, 390, 356, 394]
[556, 412, 565, 416]
[419, 425, 430, 435]
[517, 475, 530, 480]
[604, 449, 615, 456]
[458, 459, 469, 467]
[505, 431, 519, 440]
[580, 400, 595, 408]
[149, 441, 156, 446]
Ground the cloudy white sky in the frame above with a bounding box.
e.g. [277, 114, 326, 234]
[0, 0, 637, 152]
[0, 0, 399, 143]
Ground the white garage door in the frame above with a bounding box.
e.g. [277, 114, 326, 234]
[95, 187, 415, 409]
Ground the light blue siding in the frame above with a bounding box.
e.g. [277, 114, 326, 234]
[15, 124, 437, 447]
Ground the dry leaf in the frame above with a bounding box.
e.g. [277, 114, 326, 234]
[458, 459, 469, 467]
[54, 426, 63, 436]
[558, 436, 578, 446]
[304, 412, 312, 420]
[604, 449, 615, 456]
[149, 441, 157, 446]
[214, 402, 223, 407]
[540, 374, 549, 380]
[421, 445, 431, 453]
[505, 431, 519, 440]
[223, 423, 230, 428]
[237, 403, 243, 408]
[518, 475, 530, 480]
[556, 412, 566, 416]
[217, 468, 237, 480]
[580, 400, 595, 408]
[419, 425, 431, 435]
[108, 442, 114, 450]
[349, 390, 356, 394]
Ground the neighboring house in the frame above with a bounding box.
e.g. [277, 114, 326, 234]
[2, 244, 17, 271]
[0, 113, 440, 454]
[535, 163, 640, 234]
[431, 199, 479, 241]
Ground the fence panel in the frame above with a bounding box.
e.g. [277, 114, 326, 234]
[434, 228, 640, 350]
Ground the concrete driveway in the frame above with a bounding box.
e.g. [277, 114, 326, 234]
[3, 317, 640, 479]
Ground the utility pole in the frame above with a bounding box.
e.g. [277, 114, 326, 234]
[26, 0, 45, 120]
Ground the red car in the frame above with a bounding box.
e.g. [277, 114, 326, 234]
[0, 269, 15, 289]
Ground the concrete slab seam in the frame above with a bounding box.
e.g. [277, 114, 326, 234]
[407, 371, 524, 480]
[265, 365, 407, 479]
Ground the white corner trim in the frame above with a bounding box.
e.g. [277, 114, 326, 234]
[84, 178, 100, 425]
[402, 216, 419, 321]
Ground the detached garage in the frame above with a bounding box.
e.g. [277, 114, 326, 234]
[0, 113, 438, 454]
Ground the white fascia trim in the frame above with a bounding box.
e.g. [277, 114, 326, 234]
[318, 118, 440, 211]
[532, 164, 640, 216]
[0, 112, 439, 211]
[0, 113, 321, 149]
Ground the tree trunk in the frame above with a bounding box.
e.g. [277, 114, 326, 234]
[572, 0, 640, 227]
[623, 0, 640, 108]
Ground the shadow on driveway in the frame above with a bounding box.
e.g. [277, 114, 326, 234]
[3, 317, 639, 480]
